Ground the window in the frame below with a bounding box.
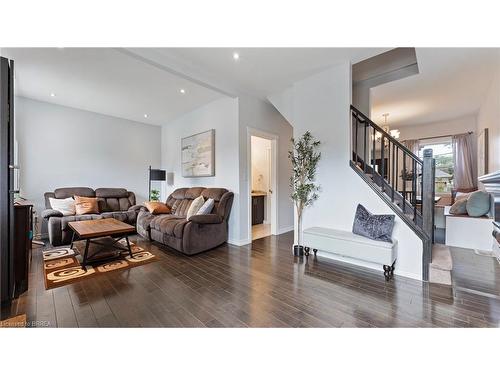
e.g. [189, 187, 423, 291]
[418, 137, 454, 194]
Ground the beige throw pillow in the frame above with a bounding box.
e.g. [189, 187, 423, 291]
[74, 196, 99, 215]
[186, 196, 205, 220]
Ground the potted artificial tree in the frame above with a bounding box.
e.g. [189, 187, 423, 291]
[288, 131, 321, 256]
[150, 189, 160, 202]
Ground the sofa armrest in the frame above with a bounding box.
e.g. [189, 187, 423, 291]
[189, 214, 223, 224]
[41, 209, 63, 219]
[128, 204, 145, 212]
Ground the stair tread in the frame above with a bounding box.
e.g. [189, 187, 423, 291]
[429, 267, 452, 286]
[430, 244, 453, 271]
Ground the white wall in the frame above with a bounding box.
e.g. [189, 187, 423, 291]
[16, 97, 162, 218]
[271, 64, 423, 280]
[477, 55, 500, 174]
[161, 95, 294, 245]
[161, 97, 241, 243]
[238, 95, 294, 242]
[398, 115, 477, 141]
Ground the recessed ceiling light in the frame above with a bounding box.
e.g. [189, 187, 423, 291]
[50, 93, 56, 97]
[143, 114, 148, 118]
[180, 89, 186, 94]
[232, 52, 240, 61]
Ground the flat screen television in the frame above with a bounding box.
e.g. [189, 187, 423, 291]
[0, 56, 15, 306]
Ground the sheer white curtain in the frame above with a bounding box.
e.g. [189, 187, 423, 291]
[403, 139, 420, 155]
[452, 133, 476, 189]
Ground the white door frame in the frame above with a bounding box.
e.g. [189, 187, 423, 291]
[247, 127, 278, 240]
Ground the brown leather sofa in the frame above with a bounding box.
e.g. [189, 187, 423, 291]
[42, 187, 142, 246]
[136, 187, 234, 255]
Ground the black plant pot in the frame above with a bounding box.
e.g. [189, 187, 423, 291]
[293, 245, 304, 257]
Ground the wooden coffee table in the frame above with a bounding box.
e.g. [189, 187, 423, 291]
[68, 218, 136, 269]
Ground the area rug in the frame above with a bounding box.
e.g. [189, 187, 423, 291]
[0, 314, 27, 328]
[42, 238, 157, 290]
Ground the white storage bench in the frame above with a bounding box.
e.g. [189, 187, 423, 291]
[303, 227, 398, 280]
[444, 206, 494, 251]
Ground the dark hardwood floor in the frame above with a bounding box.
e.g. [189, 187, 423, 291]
[2, 231, 500, 327]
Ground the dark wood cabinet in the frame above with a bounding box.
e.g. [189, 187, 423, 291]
[13, 201, 32, 298]
[252, 195, 265, 225]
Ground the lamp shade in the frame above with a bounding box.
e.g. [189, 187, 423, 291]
[150, 169, 166, 181]
[166, 172, 174, 186]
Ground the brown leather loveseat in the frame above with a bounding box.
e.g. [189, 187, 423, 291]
[136, 187, 234, 255]
[42, 187, 141, 246]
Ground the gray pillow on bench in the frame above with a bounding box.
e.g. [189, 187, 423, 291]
[352, 204, 395, 243]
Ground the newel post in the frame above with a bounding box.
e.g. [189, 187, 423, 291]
[421, 149, 435, 281]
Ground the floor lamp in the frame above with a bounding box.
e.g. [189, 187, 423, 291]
[148, 166, 166, 200]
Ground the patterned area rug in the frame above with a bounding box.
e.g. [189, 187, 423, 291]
[0, 314, 27, 328]
[42, 238, 157, 290]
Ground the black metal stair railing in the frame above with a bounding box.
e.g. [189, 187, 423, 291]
[350, 105, 433, 233]
[350, 105, 435, 281]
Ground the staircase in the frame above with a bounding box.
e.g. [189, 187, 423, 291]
[350, 106, 452, 283]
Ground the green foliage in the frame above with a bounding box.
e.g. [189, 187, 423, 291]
[435, 154, 454, 176]
[150, 189, 160, 202]
[288, 131, 321, 218]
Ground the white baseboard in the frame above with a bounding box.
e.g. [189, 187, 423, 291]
[228, 237, 252, 246]
[277, 225, 294, 235]
[394, 269, 421, 281]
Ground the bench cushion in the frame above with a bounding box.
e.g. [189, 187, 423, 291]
[303, 227, 397, 265]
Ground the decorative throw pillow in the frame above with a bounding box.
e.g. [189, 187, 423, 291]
[144, 201, 171, 215]
[186, 196, 205, 220]
[74, 196, 99, 215]
[466, 191, 491, 217]
[49, 197, 76, 216]
[197, 198, 215, 215]
[170, 200, 180, 214]
[455, 192, 472, 201]
[449, 198, 468, 215]
[352, 204, 395, 243]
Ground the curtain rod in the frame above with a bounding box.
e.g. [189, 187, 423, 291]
[406, 131, 473, 142]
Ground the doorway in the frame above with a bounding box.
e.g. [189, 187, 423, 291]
[248, 129, 278, 241]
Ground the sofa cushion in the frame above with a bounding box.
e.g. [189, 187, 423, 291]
[95, 188, 135, 212]
[171, 188, 188, 200]
[54, 187, 95, 199]
[137, 211, 158, 232]
[42, 209, 64, 219]
[466, 191, 491, 217]
[201, 188, 227, 201]
[158, 217, 189, 238]
[185, 187, 205, 199]
[95, 188, 128, 198]
[175, 199, 193, 217]
[100, 210, 137, 224]
[150, 214, 183, 231]
[60, 214, 103, 232]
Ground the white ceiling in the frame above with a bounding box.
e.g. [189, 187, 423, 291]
[2, 48, 225, 126]
[3, 47, 390, 126]
[371, 48, 500, 127]
[125, 47, 390, 97]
